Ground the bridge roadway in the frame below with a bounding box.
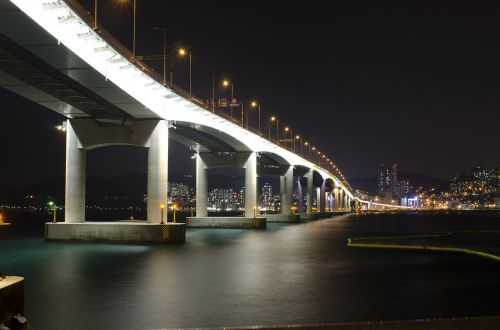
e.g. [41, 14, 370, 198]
[0, 0, 383, 241]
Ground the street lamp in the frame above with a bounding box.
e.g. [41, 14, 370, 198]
[115, 0, 138, 58]
[178, 48, 192, 95]
[283, 127, 292, 150]
[295, 135, 301, 154]
[160, 204, 165, 224]
[93, 0, 98, 29]
[222, 79, 233, 99]
[153, 27, 166, 85]
[56, 122, 67, 132]
[132, 0, 137, 58]
[251, 101, 261, 133]
[269, 116, 277, 140]
[204, 68, 215, 112]
[48, 201, 57, 223]
[222, 79, 236, 118]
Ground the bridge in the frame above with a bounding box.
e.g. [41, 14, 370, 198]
[0, 0, 395, 242]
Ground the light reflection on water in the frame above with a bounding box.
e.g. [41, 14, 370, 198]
[1, 213, 500, 329]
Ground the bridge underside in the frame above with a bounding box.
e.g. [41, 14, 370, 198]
[0, 0, 355, 242]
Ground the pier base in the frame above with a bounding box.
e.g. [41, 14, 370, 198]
[186, 217, 266, 229]
[265, 214, 301, 223]
[45, 221, 185, 243]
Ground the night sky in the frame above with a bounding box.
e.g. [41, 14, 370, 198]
[1, 0, 500, 188]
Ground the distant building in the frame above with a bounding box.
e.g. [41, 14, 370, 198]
[238, 187, 245, 210]
[261, 183, 273, 210]
[450, 166, 499, 196]
[378, 162, 398, 197]
[208, 188, 235, 211]
[397, 179, 410, 198]
[449, 166, 499, 208]
[168, 181, 193, 209]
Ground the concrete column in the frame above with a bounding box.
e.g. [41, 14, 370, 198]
[315, 187, 320, 212]
[196, 153, 208, 217]
[297, 179, 303, 213]
[306, 169, 313, 214]
[345, 194, 349, 211]
[147, 120, 168, 223]
[332, 188, 338, 211]
[245, 152, 257, 217]
[280, 165, 293, 215]
[319, 180, 326, 213]
[65, 120, 86, 223]
[338, 189, 344, 210]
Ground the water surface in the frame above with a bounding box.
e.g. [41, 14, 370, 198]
[1, 212, 499, 329]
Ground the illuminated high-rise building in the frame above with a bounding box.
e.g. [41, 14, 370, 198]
[261, 183, 273, 210]
[378, 162, 398, 197]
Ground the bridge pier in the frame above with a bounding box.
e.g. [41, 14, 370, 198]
[280, 165, 293, 216]
[297, 178, 303, 213]
[339, 189, 344, 211]
[319, 180, 326, 213]
[306, 169, 313, 214]
[195, 153, 208, 218]
[65, 120, 86, 223]
[47, 119, 185, 243]
[187, 151, 266, 228]
[244, 152, 257, 217]
[298, 169, 317, 220]
[146, 120, 169, 224]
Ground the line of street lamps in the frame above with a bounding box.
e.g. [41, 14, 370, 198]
[88, 0, 352, 191]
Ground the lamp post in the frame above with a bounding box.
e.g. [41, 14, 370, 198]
[269, 116, 276, 140]
[204, 68, 215, 112]
[222, 79, 234, 99]
[241, 101, 245, 127]
[251, 101, 261, 133]
[132, 0, 137, 58]
[276, 118, 279, 143]
[179, 48, 192, 95]
[295, 135, 301, 154]
[222, 79, 234, 117]
[304, 141, 309, 159]
[160, 204, 165, 224]
[93, 0, 98, 29]
[153, 27, 167, 85]
[284, 127, 292, 150]
[48, 201, 56, 223]
[173, 204, 177, 223]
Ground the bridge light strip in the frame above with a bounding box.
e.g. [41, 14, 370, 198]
[9, 0, 353, 198]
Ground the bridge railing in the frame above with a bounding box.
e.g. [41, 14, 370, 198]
[62, 0, 347, 182]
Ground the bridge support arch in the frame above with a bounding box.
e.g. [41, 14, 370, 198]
[64, 119, 170, 223]
[48, 119, 185, 243]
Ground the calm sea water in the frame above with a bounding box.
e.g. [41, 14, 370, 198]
[1, 211, 500, 329]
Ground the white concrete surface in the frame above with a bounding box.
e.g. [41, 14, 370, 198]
[147, 121, 169, 224]
[65, 120, 86, 223]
